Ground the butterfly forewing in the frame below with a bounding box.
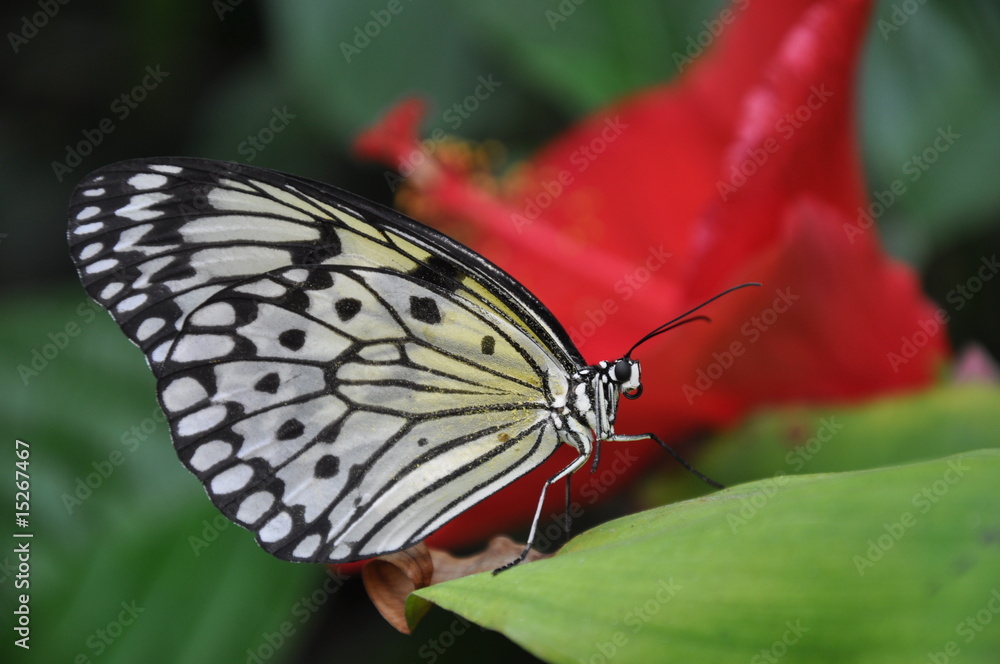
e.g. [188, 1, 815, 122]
[68, 158, 579, 562]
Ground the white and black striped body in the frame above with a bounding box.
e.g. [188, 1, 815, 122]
[555, 360, 641, 457]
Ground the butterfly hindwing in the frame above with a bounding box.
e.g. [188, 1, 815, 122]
[159, 266, 565, 561]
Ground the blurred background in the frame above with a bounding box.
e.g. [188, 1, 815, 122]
[1, 1, 998, 662]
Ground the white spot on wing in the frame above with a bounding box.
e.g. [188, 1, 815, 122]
[149, 164, 183, 174]
[79, 243, 103, 260]
[85, 258, 119, 274]
[190, 302, 236, 327]
[100, 282, 124, 300]
[236, 491, 275, 524]
[171, 334, 235, 362]
[128, 173, 168, 190]
[161, 376, 209, 412]
[189, 440, 232, 471]
[150, 340, 171, 363]
[259, 512, 292, 542]
[135, 317, 165, 341]
[76, 207, 101, 221]
[115, 293, 147, 313]
[177, 404, 227, 437]
[116, 193, 169, 221]
[292, 534, 321, 559]
[82, 188, 106, 197]
[210, 464, 253, 494]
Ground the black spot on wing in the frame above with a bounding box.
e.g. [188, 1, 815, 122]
[335, 298, 362, 321]
[409, 296, 441, 324]
[314, 455, 340, 478]
[481, 335, 496, 355]
[254, 372, 280, 394]
[278, 329, 306, 350]
[409, 256, 461, 292]
[277, 418, 305, 440]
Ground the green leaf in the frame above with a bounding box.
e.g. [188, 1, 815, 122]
[645, 384, 1000, 504]
[413, 450, 1000, 664]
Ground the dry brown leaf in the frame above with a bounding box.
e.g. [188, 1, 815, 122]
[362, 536, 551, 634]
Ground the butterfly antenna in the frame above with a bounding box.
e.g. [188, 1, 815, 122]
[625, 282, 761, 358]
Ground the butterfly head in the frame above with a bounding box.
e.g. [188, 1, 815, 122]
[614, 283, 763, 402]
[611, 357, 643, 400]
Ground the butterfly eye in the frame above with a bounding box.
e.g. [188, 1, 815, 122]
[613, 359, 632, 382]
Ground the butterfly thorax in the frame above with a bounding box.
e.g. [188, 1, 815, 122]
[554, 358, 642, 455]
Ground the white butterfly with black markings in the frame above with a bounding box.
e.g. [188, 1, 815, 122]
[68, 158, 754, 571]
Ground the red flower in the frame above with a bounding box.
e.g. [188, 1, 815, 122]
[354, 0, 947, 553]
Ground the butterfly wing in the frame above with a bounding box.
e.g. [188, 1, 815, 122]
[67, 158, 582, 374]
[68, 158, 581, 562]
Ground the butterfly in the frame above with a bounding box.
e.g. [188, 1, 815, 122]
[68, 158, 756, 571]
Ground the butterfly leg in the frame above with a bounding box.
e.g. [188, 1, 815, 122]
[606, 433, 724, 489]
[493, 451, 591, 575]
[563, 474, 573, 540]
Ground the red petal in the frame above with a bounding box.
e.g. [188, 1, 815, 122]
[354, 0, 948, 556]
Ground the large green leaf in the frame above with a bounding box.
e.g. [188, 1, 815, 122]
[643, 383, 1000, 505]
[413, 449, 1000, 663]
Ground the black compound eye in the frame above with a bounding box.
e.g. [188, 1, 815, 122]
[614, 359, 632, 382]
